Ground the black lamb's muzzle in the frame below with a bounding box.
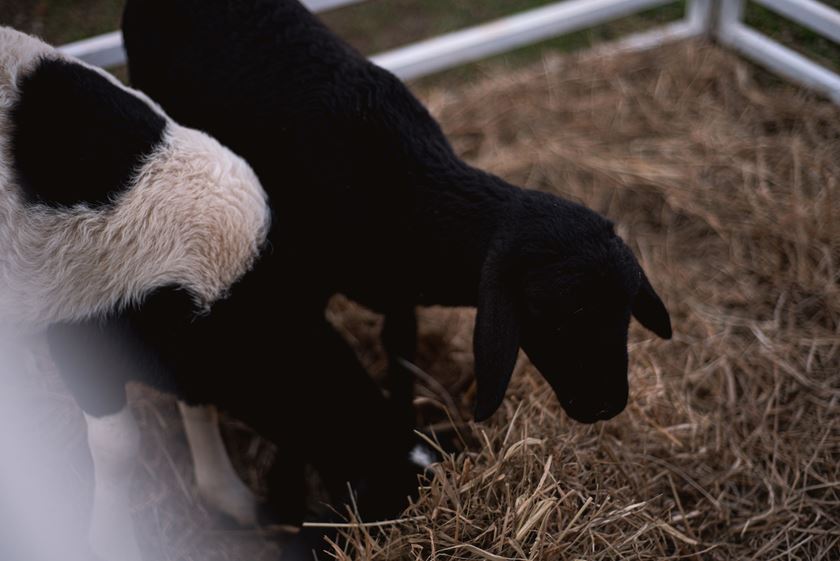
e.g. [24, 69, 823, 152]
[558, 381, 628, 423]
[522, 329, 630, 424]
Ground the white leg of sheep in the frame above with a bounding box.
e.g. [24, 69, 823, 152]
[177, 402, 258, 526]
[84, 407, 143, 561]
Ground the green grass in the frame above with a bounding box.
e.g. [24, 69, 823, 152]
[320, 0, 566, 55]
[1, 0, 124, 44]
[41, 2, 124, 44]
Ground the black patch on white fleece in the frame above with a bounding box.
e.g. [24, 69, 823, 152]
[9, 56, 166, 208]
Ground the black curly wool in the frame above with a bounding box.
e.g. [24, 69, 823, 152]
[115, 1, 673, 555]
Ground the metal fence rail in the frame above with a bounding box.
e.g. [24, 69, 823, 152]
[716, 0, 840, 104]
[370, 0, 697, 80]
[59, 31, 124, 68]
[56, 0, 840, 104]
[60, 0, 711, 78]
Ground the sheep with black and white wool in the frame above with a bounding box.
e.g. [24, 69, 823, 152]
[0, 25, 277, 561]
[0, 28, 269, 331]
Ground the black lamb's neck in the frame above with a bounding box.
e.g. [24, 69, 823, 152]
[409, 159, 520, 307]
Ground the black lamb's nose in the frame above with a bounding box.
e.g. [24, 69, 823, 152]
[559, 392, 627, 423]
[595, 399, 625, 421]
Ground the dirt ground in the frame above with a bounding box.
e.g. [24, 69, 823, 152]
[2, 40, 838, 560]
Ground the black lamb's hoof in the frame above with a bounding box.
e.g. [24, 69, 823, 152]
[279, 524, 339, 561]
[258, 499, 306, 533]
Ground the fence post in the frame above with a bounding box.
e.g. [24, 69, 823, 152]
[687, 0, 716, 37]
[716, 0, 745, 42]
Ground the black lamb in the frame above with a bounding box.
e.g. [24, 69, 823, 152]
[123, 0, 672, 425]
[121, 0, 673, 556]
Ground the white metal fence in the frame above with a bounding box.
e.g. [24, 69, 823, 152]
[717, 0, 840, 103]
[58, 0, 840, 103]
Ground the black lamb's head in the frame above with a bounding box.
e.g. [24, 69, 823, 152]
[473, 190, 672, 423]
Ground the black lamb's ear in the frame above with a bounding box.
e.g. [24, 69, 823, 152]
[473, 248, 521, 421]
[632, 268, 672, 339]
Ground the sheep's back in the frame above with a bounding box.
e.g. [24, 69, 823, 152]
[0, 26, 270, 331]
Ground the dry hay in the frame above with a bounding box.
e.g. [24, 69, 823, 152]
[325, 41, 840, 560]
[2, 40, 838, 561]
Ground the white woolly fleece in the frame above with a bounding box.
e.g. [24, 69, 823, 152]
[0, 27, 271, 331]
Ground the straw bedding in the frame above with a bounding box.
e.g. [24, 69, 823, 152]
[5, 40, 839, 560]
[325, 40, 840, 560]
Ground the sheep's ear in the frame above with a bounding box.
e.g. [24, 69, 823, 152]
[632, 268, 672, 339]
[473, 250, 521, 421]
[10, 56, 166, 208]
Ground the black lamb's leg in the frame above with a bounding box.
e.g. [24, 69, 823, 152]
[259, 446, 307, 528]
[381, 306, 418, 431]
[264, 312, 424, 561]
[306, 317, 421, 516]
